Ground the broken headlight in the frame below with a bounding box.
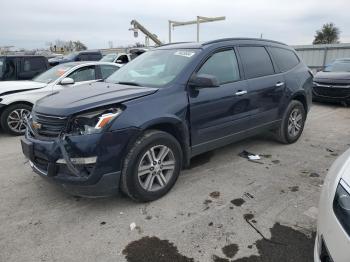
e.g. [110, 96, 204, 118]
[333, 180, 350, 236]
[70, 108, 122, 135]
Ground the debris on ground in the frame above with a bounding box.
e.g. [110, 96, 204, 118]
[244, 192, 254, 199]
[100, 221, 106, 225]
[238, 150, 263, 164]
[209, 191, 221, 199]
[130, 222, 137, 231]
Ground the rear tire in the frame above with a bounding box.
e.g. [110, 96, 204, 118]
[121, 130, 183, 202]
[0, 103, 32, 136]
[274, 100, 306, 144]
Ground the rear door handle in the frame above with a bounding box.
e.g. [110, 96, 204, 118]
[235, 90, 247, 96]
[275, 82, 285, 87]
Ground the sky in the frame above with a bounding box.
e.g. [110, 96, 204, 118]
[1, 0, 350, 50]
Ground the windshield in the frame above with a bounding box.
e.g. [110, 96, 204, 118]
[0, 57, 4, 78]
[33, 64, 75, 83]
[100, 53, 118, 62]
[324, 61, 350, 72]
[106, 49, 199, 87]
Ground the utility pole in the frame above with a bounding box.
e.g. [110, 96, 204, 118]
[169, 16, 225, 43]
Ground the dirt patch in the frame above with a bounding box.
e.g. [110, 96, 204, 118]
[243, 213, 254, 220]
[123, 236, 194, 262]
[231, 223, 315, 262]
[210, 191, 221, 199]
[271, 160, 280, 164]
[309, 172, 320, 178]
[204, 199, 213, 205]
[231, 198, 245, 207]
[222, 244, 239, 258]
[288, 186, 299, 192]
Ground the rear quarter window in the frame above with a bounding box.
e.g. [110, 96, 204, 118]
[238, 46, 274, 79]
[269, 47, 300, 72]
[23, 57, 47, 71]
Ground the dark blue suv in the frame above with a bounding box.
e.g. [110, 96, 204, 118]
[21, 38, 313, 201]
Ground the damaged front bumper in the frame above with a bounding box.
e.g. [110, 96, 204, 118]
[21, 126, 140, 197]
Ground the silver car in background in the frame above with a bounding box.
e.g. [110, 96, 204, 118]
[315, 147, 350, 262]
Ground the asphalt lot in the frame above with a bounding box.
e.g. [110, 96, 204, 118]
[0, 103, 349, 262]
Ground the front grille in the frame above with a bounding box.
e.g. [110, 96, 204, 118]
[313, 85, 350, 98]
[315, 81, 350, 87]
[32, 113, 68, 137]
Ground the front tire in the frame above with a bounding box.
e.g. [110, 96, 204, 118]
[121, 130, 183, 202]
[274, 100, 306, 144]
[0, 103, 32, 136]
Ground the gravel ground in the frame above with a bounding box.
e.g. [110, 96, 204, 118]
[0, 103, 349, 262]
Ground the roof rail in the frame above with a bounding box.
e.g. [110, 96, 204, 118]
[202, 38, 287, 46]
[160, 42, 193, 47]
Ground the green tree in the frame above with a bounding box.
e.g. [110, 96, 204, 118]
[73, 41, 87, 51]
[313, 23, 340, 44]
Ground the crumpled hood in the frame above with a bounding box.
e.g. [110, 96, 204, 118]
[0, 81, 47, 96]
[314, 71, 350, 83]
[34, 82, 159, 116]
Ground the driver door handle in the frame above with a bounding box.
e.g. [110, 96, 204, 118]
[235, 90, 248, 96]
[275, 82, 285, 87]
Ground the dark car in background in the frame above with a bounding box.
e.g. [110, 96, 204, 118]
[48, 50, 102, 66]
[0, 55, 49, 81]
[313, 58, 350, 105]
[21, 38, 313, 201]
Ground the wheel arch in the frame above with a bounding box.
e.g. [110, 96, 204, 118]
[139, 118, 191, 168]
[291, 92, 308, 113]
[0, 101, 34, 116]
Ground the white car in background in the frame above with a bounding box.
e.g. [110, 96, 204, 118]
[0, 62, 120, 135]
[315, 147, 350, 262]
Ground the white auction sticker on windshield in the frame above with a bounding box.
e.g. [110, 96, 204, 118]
[174, 50, 195, 58]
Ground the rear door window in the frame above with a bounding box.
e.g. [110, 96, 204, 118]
[99, 65, 119, 79]
[238, 46, 275, 79]
[269, 47, 299, 72]
[23, 57, 46, 72]
[77, 54, 90, 61]
[197, 49, 240, 84]
[89, 53, 102, 61]
[117, 55, 129, 64]
[67, 66, 96, 82]
[3, 58, 16, 80]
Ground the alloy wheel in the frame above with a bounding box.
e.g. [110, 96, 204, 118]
[138, 145, 176, 192]
[287, 108, 303, 137]
[7, 109, 31, 134]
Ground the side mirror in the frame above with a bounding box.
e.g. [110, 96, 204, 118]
[116, 59, 123, 63]
[189, 74, 220, 89]
[60, 77, 75, 85]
